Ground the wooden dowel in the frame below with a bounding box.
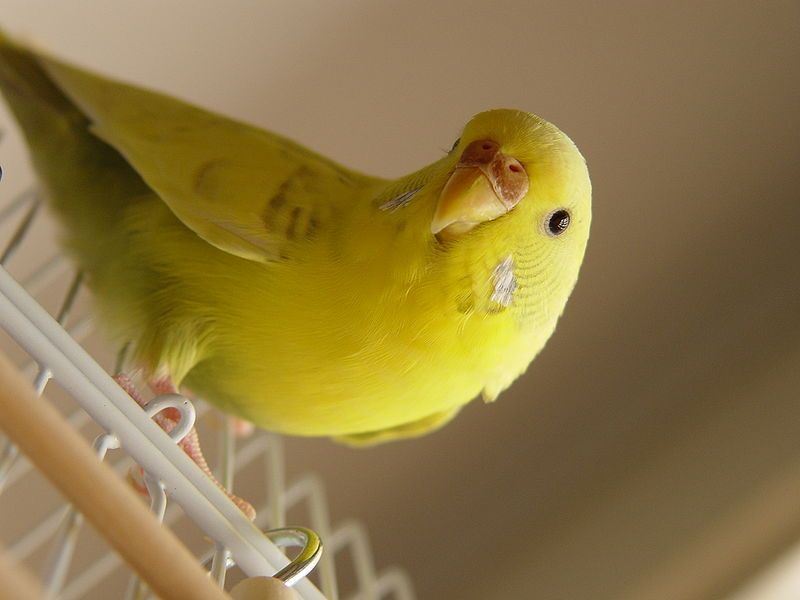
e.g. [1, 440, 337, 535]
[0, 540, 44, 600]
[230, 577, 300, 600]
[0, 350, 230, 600]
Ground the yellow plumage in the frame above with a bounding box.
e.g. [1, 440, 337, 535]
[0, 34, 591, 445]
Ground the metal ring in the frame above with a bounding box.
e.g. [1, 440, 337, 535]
[267, 527, 323, 587]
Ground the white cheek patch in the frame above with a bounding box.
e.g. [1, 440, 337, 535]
[490, 255, 517, 307]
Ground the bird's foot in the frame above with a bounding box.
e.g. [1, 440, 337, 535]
[113, 373, 256, 520]
[230, 416, 256, 438]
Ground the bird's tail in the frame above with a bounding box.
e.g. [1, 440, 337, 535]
[0, 31, 92, 175]
[0, 31, 148, 273]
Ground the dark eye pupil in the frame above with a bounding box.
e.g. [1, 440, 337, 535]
[547, 210, 570, 235]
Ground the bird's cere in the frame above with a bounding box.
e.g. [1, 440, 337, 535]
[458, 140, 529, 210]
[490, 255, 517, 307]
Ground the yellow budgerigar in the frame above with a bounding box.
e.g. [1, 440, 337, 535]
[0, 34, 591, 452]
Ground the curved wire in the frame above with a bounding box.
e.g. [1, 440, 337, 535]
[267, 527, 323, 587]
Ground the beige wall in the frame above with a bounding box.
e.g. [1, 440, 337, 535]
[1, 2, 799, 598]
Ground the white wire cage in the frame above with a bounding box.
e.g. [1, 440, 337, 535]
[0, 109, 415, 599]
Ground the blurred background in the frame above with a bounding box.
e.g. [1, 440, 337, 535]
[0, 1, 799, 598]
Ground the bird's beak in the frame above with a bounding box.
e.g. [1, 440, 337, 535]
[431, 139, 529, 238]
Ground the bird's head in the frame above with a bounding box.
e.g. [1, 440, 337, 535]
[377, 109, 591, 324]
[383, 109, 590, 248]
[431, 110, 590, 248]
[380, 109, 591, 317]
[447, 109, 590, 313]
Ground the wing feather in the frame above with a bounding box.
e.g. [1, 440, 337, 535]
[38, 54, 381, 262]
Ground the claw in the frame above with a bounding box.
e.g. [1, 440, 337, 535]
[231, 416, 256, 438]
[113, 373, 257, 521]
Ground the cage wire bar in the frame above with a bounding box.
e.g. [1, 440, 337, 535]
[0, 171, 415, 599]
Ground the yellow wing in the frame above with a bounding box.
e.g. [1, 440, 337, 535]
[37, 53, 382, 262]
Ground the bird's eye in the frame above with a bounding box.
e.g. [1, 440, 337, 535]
[449, 137, 461, 153]
[544, 209, 571, 236]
